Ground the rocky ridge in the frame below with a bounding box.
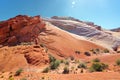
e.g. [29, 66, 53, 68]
[44, 17, 120, 50]
[0, 15, 46, 46]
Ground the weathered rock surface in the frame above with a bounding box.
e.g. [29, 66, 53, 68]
[44, 17, 120, 50]
[111, 27, 120, 32]
[0, 15, 46, 46]
[0, 45, 49, 71]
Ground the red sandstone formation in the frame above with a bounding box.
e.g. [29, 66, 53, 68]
[0, 15, 46, 46]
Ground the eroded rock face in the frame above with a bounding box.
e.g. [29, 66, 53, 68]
[0, 15, 46, 46]
[111, 27, 120, 32]
[44, 17, 120, 50]
[0, 45, 49, 71]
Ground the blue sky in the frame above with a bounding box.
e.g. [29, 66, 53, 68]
[0, 0, 120, 29]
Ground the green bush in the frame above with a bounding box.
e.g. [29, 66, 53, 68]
[14, 68, 23, 76]
[49, 54, 56, 63]
[78, 62, 87, 69]
[63, 66, 69, 74]
[42, 67, 50, 73]
[90, 62, 108, 72]
[93, 58, 100, 62]
[50, 60, 60, 70]
[116, 59, 120, 66]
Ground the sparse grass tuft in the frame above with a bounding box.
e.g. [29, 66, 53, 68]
[93, 58, 100, 62]
[77, 62, 87, 69]
[14, 68, 23, 76]
[42, 67, 50, 73]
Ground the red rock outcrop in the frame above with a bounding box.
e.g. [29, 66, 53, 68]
[0, 15, 46, 46]
[0, 45, 49, 71]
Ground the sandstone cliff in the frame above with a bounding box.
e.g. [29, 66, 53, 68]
[44, 17, 120, 50]
[0, 15, 46, 46]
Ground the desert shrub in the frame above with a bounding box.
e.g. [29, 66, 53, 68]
[90, 62, 108, 72]
[8, 76, 14, 80]
[104, 49, 109, 53]
[42, 67, 50, 73]
[9, 78, 14, 80]
[90, 49, 94, 52]
[101, 63, 108, 69]
[84, 52, 91, 56]
[63, 66, 69, 74]
[61, 60, 64, 63]
[96, 48, 100, 52]
[75, 60, 80, 64]
[78, 62, 87, 69]
[40, 43, 45, 47]
[50, 60, 60, 70]
[75, 50, 80, 54]
[93, 58, 100, 62]
[80, 69, 84, 73]
[49, 54, 56, 63]
[64, 60, 69, 65]
[116, 59, 120, 66]
[90, 49, 96, 54]
[70, 56, 74, 61]
[14, 68, 23, 76]
[20, 78, 27, 80]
